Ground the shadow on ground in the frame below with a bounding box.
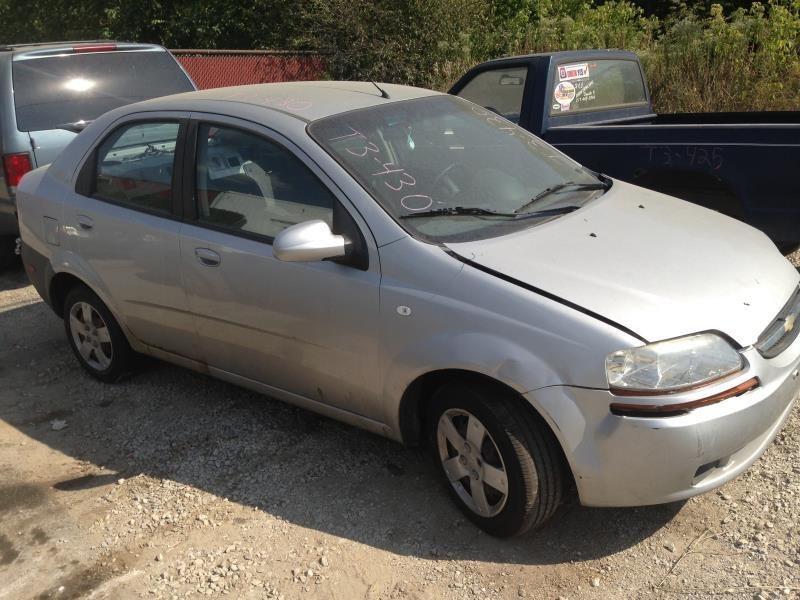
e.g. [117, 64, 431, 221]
[0, 261, 28, 292]
[0, 298, 683, 567]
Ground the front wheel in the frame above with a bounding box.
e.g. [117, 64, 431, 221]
[63, 285, 135, 382]
[428, 381, 565, 537]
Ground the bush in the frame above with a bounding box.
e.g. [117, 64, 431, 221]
[291, 0, 487, 89]
[644, 2, 800, 111]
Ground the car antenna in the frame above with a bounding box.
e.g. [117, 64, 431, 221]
[368, 78, 390, 99]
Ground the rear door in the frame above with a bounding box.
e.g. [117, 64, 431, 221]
[178, 115, 383, 420]
[65, 112, 198, 357]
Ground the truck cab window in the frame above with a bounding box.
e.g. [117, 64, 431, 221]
[456, 67, 527, 124]
[551, 59, 647, 115]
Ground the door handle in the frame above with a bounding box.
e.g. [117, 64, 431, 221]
[194, 247, 221, 267]
[76, 215, 94, 230]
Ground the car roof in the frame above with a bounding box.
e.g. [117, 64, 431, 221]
[129, 81, 443, 123]
[478, 49, 639, 65]
[3, 41, 168, 59]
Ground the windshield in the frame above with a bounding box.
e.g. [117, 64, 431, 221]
[308, 95, 603, 242]
[12, 51, 194, 132]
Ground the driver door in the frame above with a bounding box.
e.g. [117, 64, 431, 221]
[178, 116, 383, 421]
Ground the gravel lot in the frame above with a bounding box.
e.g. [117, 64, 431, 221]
[0, 255, 798, 600]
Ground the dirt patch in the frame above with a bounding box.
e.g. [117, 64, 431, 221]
[0, 483, 48, 514]
[0, 534, 20, 565]
[34, 554, 129, 600]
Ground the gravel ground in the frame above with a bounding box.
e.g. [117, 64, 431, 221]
[0, 254, 798, 600]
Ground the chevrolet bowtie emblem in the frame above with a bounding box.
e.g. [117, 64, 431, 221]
[784, 313, 797, 333]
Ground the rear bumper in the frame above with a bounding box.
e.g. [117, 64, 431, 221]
[529, 344, 800, 507]
[20, 240, 50, 305]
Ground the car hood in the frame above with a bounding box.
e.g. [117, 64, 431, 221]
[445, 180, 800, 346]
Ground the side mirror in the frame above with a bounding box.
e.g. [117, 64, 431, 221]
[273, 219, 347, 262]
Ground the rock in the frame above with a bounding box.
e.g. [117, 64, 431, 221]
[663, 541, 675, 553]
[320, 556, 329, 568]
[155, 554, 163, 562]
[591, 578, 600, 588]
[51, 419, 67, 431]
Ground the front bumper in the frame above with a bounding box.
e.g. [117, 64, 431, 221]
[529, 342, 800, 507]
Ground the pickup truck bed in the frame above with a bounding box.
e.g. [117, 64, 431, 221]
[451, 51, 800, 247]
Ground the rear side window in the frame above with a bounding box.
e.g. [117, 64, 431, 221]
[12, 51, 194, 132]
[456, 67, 527, 124]
[551, 59, 647, 116]
[93, 121, 180, 215]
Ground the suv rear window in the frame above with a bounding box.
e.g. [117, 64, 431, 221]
[12, 51, 194, 132]
[551, 59, 647, 116]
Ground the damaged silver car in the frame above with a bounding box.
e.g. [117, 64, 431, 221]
[17, 82, 800, 536]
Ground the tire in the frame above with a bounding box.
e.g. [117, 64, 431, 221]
[63, 285, 135, 382]
[427, 381, 564, 537]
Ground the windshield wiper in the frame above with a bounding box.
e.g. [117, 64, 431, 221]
[400, 205, 581, 220]
[515, 180, 610, 214]
[400, 207, 517, 219]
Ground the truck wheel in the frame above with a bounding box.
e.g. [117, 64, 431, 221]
[63, 285, 135, 382]
[427, 380, 564, 537]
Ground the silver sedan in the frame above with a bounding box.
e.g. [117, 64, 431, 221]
[17, 81, 800, 537]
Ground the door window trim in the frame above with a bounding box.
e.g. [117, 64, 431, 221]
[75, 117, 188, 221]
[182, 118, 369, 270]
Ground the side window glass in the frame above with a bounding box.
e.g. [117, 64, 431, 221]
[93, 122, 180, 214]
[195, 124, 334, 239]
[456, 67, 527, 124]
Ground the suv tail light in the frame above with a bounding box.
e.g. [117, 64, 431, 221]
[3, 152, 33, 194]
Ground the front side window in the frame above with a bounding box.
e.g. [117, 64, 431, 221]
[195, 124, 334, 240]
[550, 59, 647, 115]
[456, 67, 527, 124]
[309, 95, 602, 243]
[93, 121, 180, 215]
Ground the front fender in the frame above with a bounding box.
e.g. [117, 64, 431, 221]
[380, 330, 561, 437]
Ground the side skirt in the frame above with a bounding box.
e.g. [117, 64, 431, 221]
[143, 344, 393, 440]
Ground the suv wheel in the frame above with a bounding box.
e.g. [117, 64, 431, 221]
[63, 285, 134, 382]
[428, 381, 564, 537]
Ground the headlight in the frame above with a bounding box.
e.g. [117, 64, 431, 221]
[606, 333, 744, 394]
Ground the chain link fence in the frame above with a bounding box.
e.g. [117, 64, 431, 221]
[172, 49, 328, 89]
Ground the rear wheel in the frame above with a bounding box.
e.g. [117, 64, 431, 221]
[427, 381, 564, 537]
[63, 285, 134, 382]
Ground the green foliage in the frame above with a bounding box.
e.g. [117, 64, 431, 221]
[523, 1, 657, 56]
[0, 0, 796, 112]
[630, 1, 800, 111]
[0, 0, 298, 49]
[290, 0, 489, 88]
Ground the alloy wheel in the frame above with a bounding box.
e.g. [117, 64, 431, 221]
[436, 408, 509, 517]
[69, 301, 113, 371]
